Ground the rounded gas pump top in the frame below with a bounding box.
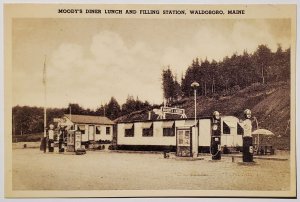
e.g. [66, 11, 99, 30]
[244, 109, 252, 119]
[213, 111, 220, 120]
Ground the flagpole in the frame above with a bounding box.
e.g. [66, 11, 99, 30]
[43, 56, 47, 138]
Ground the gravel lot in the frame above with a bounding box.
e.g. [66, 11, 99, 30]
[12, 148, 290, 191]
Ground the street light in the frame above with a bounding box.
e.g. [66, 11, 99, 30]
[191, 81, 200, 127]
[191, 81, 199, 158]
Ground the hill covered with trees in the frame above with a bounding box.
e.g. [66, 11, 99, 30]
[162, 44, 290, 103]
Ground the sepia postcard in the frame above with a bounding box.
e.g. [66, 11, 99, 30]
[3, 2, 297, 198]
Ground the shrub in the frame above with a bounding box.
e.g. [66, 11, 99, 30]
[12, 133, 43, 142]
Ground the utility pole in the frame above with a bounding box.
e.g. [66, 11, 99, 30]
[43, 56, 47, 138]
[191, 81, 199, 158]
[42, 55, 47, 153]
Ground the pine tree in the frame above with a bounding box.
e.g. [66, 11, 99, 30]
[106, 97, 121, 120]
[162, 66, 175, 104]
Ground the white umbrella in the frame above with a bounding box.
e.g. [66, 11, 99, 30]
[252, 129, 274, 136]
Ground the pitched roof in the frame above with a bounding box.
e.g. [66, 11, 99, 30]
[64, 114, 115, 125]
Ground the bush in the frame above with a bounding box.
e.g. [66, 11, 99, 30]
[26, 133, 43, 142]
[12, 133, 43, 142]
[108, 145, 117, 150]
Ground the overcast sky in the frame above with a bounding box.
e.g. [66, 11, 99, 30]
[12, 18, 291, 109]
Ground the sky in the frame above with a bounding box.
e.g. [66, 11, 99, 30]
[12, 18, 291, 109]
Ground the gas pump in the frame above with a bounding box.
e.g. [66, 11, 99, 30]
[48, 124, 55, 152]
[75, 130, 86, 155]
[243, 136, 253, 162]
[242, 109, 253, 162]
[66, 130, 75, 152]
[75, 130, 82, 151]
[211, 111, 221, 160]
[58, 126, 66, 153]
[66, 128, 86, 154]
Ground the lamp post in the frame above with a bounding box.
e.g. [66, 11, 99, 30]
[191, 81, 199, 158]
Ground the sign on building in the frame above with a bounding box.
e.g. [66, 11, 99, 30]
[157, 107, 187, 119]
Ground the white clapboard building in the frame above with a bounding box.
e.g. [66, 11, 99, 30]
[57, 114, 115, 143]
[116, 115, 244, 151]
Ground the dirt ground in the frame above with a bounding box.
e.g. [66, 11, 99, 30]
[12, 148, 290, 191]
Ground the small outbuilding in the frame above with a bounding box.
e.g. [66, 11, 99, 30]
[56, 114, 115, 143]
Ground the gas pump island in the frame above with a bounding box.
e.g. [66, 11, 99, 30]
[175, 109, 254, 162]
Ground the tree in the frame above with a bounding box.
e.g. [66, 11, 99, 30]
[121, 95, 136, 115]
[181, 58, 201, 97]
[199, 58, 210, 96]
[253, 45, 272, 84]
[162, 67, 175, 104]
[239, 50, 256, 86]
[173, 75, 182, 100]
[270, 44, 290, 82]
[209, 60, 218, 94]
[65, 103, 85, 115]
[95, 104, 108, 116]
[181, 67, 194, 97]
[121, 95, 152, 116]
[106, 97, 121, 120]
[12, 106, 65, 135]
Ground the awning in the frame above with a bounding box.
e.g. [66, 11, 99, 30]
[78, 125, 85, 130]
[185, 120, 196, 126]
[124, 123, 134, 129]
[162, 121, 174, 128]
[96, 126, 101, 130]
[237, 122, 244, 135]
[142, 122, 153, 128]
[223, 120, 236, 128]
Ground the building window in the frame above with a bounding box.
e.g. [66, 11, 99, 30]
[163, 128, 175, 136]
[77, 125, 85, 134]
[96, 126, 101, 135]
[125, 129, 134, 137]
[124, 123, 134, 137]
[142, 123, 153, 137]
[223, 122, 231, 134]
[162, 121, 175, 136]
[106, 127, 111, 135]
[143, 128, 153, 137]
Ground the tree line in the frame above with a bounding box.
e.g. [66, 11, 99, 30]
[12, 96, 152, 136]
[162, 44, 290, 102]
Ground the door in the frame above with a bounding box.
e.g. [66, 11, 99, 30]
[75, 131, 82, 150]
[176, 128, 192, 157]
[88, 125, 95, 141]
